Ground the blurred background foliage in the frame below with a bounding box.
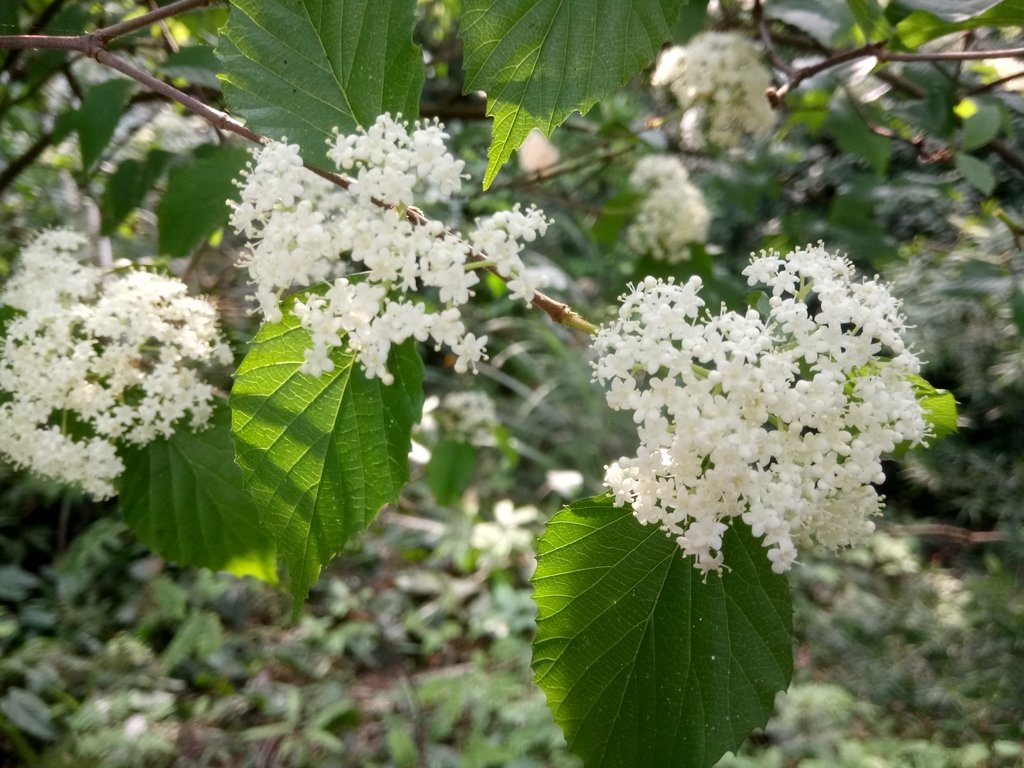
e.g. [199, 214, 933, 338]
[1, 0, 1023, 765]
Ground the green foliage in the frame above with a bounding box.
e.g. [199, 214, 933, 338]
[217, 0, 425, 165]
[230, 309, 424, 611]
[532, 496, 793, 767]
[75, 79, 134, 171]
[119, 403, 277, 583]
[155, 144, 249, 256]
[460, 0, 688, 187]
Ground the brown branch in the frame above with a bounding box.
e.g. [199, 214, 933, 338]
[93, 0, 217, 44]
[0, 0, 65, 77]
[883, 522, 1007, 545]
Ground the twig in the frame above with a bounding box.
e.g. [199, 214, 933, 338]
[884, 522, 1007, 545]
[0, 6, 600, 336]
[768, 41, 1024, 105]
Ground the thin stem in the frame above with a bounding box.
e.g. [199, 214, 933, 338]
[93, 0, 217, 44]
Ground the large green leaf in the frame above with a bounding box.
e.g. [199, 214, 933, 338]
[76, 79, 134, 170]
[156, 144, 249, 257]
[119, 403, 278, 583]
[460, 0, 682, 188]
[532, 495, 793, 768]
[101, 150, 172, 235]
[230, 311, 424, 611]
[217, 0, 424, 166]
[896, 1, 1024, 46]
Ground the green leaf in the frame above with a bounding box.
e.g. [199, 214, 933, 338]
[954, 152, 996, 195]
[426, 438, 476, 506]
[957, 98, 1003, 151]
[0, 688, 57, 742]
[766, 0, 857, 46]
[100, 150, 172, 235]
[460, 0, 681, 188]
[895, 0, 1005, 21]
[896, 1, 1024, 46]
[532, 495, 793, 768]
[119, 403, 278, 583]
[824, 98, 892, 175]
[161, 45, 223, 90]
[217, 0, 424, 167]
[846, 0, 892, 41]
[156, 144, 249, 256]
[911, 375, 959, 441]
[162, 610, 224, 670]
[76, 79, 134, 170]
[230, 311, 424, 612]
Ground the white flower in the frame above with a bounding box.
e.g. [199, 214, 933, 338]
[0, 231, 231, 499]
[627, 155, 710, 262]
[592, 244, 928, 574]
[231, 114, 552, 382]
[653, 32, 775, 147]
[439, 390, 499, 444]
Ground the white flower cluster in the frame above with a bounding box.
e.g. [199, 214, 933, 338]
[652, 32, 775, 147]
[592, 244, 929, 574]
[440, 390, 499, 445]
[230, 114, 551, 384]
[0, 230, 232, 499]
[627, 155, 710, 262]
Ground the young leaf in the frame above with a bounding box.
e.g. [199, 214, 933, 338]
[532, 495, 793, 768]
[460, 0, 684, 188]
[230, 312, 424, 612]
[156, 144, 249, 257]
[119, 403, 278, 583]
[217, 0, 424, 166]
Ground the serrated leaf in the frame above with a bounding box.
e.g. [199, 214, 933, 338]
[426, 438, 476, 506]
[955, 152, 996, 195]
[101, 150, 172, 234]
[230, 312, 423, 612]
[460, 0, 681, 188]
[532, 495, 793, 768]
[156, 144, 249, 256]
[217, 0, 424, 167]
[119, 403, 277, 583]
[76, 79, 134, 170]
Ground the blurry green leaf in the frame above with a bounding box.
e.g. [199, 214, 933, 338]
[0, 565, 41, 601]
[894, 0, 1004, 21]
[957, 98, 1003, 150]
[156, 144, 249, 256]
[673, 1, 710, 42]
[162, 610, 223, 669]
[100, 150, 171, 234]
[461, 0, 682, 188]
[0, 688, 57, 741]
[230, 310, 424, 612]
[824, 99, 892, 175]
[954, 152, 996, 195]
[119, 403, 278, 584]
[846, 0, 892, 40]
[217, 0, 424, 167]
[914, 377, 959, 441]
[76, 79, 134, 170]
[161, 45, 222, 90]
[532, 495, 793, 768]
[426, 439, 476, 506]
[896, 1, 1024, 46]
[591, 190, 641, 244]
[767, 0, 857, 46]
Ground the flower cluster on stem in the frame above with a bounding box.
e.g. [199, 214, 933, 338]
[592, 244, 929, 573]
[627, 155, 710, 262]
[230, 114, 552, 384]
[652, 31, 775, 147]
[0, 230, 232, 499]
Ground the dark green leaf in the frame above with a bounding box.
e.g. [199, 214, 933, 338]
[959, 98, 1003, 151]
[217, 0, 424, 167]
[162, 610, 224, 669]
[76, 79, 134, 170]
[156, 144, 249, 256]
[230, 313, 424, 611]
[119, 403, 278, 584]
[100, 150, 172, 235]
[766, 0, 857, 46]
[895, 0, 1005, 21]
[161, 45, 223, 90]
[0, 688, 57, 742]
[846, 0, 893, 41]
[460, 0, 682, 188]
[426, 439, 476, 506]
[896, 1, 1024, 46]
[954, 152, 996, 195]
[824, 99, 892, 175]
[532, 496, 793, 768]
